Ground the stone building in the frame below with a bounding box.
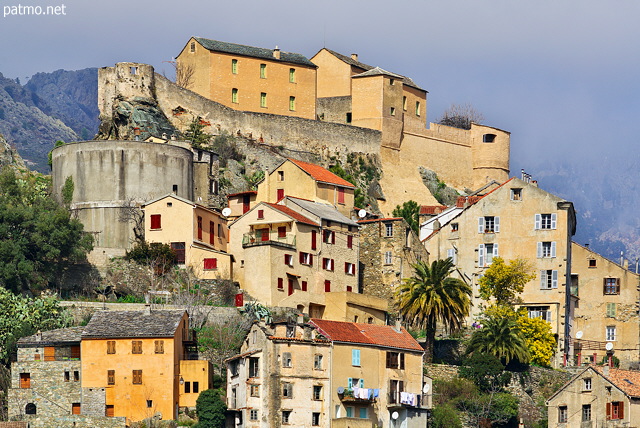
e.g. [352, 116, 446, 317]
[547, 365, 640, 427]
[423, 176, 577, 366]
[176, 37, 318, 120]
[142, 193, 233, 280]
[226, 318, 430, 428]
[357, 217, 429, 301]
[571, 243, 640, 369]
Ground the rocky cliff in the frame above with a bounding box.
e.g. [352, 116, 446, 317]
[0, 133, 26, 170]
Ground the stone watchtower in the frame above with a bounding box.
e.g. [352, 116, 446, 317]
[469, 123, 510, 189]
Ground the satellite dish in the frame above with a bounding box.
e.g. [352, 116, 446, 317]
[606, 342, 614, 351]
[358, 209, 367, 218]
[337, 386, 345, 394]
[576, 331, 583, 339]
[423, 384, 431, 393]
[222, 207, 232, 217]
[391, 411, 399, 420]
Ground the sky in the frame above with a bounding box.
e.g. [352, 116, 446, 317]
[1, 0, 639, 177]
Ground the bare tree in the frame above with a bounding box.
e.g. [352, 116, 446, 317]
[437, 103, 484, 130]
[118, 198, 145, 243]
[174, 61, 195, 90]
[197, 313, 253, 376]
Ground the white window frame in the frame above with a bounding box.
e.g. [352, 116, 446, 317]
[606, 325, 617, 341]
[478, 243, 498, 267]
[384, 251, 393, 265]
[447, 248, 457, 265]
[385, 223, 393, 237]
[540, 270, 558, 289]
[478, 216, 500, 233]
[537, 241, 556, 258]
[535, 213, 557, 230]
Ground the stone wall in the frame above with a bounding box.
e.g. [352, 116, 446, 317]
[23, 415, 126, 428]
[316, 96, 352, 124]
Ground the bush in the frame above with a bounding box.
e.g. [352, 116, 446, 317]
[431, 404, 462, 428]
[459, 352, 511, 392]
[195, 389, 227, 428]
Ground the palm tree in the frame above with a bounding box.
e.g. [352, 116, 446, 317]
[466, 315, 530, 364]
[395, 258, 472, 362]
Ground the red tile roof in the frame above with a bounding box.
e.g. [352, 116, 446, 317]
[310, 319, 423, 352]
[288, 158, 355, 188]
[419, 205, 447, 215]
[595, 366, 640, 397]
[357, 217, 403, 224]
[265, 203, 319, 226]
[227, 190, 257, 198]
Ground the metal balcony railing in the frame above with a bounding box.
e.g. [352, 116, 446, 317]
[242, 232, 296, 249]
[388, 391, 428, 408]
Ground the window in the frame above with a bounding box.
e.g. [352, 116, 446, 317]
[482, 133, 497, 143]
[607, 302, 617, 317]
[323, 229, 335, 244]
[20, 373, 30, 389]
[25, 403, 36, 415]
[250, 409, 259, 421]
[278, 226, 287, 239]
[106, 405, 114, 417]
[345, 262, 355, 275]
[352, 349, 361, 366]
[348, 378, 364, 389]
[346, 112, 352, 123]
[302, 280, 307, 291]
[300, 252, 313, 266]
[260, 63, 266, 78]
[608, 401, 624, 419]
[72, 403, 81, 415]
[185, 382, 191, 393]
[282, 352, 292, 368]
[416, 101, 421, 116]
[231, 88, 238, 103]
[511, 188, 522, 200]
[107, 340, 116, 354]
[232, 59, 238, 74]
[73, 371, 79, 381]
[606, 325, 617, 341]
[558, 406, 567, 423]
[146, 400, 152, 408]
[385, 223, 393, 237]
[451, 222, 459, 231]
[402, 96, 407, 110]
[193, 382, 199, 393]
[229, 360, 239, 376]
[278, 170, 284, 181]
[589, 259, 597, 268]
[323, 258, 334, 271]
[282, 410, 292, 424]
[313, 385, 322, 400]
[581, 404, 591, 421]
[250, 384, 260, 397]
[338, 187, 345, 204]
[540, 270, 558, 289]
[132, 341, 142, 354]
[537, 241, 556, 258]
[107, 370, 115, 385]
[535, 213, 557, 230]
[284, 254, 293, 267]
[389, 78, 395, 85]
[359, 408, 368, 419]
[604, 278, 620, 295]
[197, 216, 203, 240]
[312, 412, 320, 426]
[289, 96, 296, 111]
[282, 382, 293, 398]
[132, 370, 142, 384]
[528, 306, 551, 322]
[314, 354, 323, 370]
[154, 340, 164, 354]
[64, 371, 70, 382]
[386, 351, 405, 369]
[289, 68, 296, 83]
[203, 258, 217, 270]
[346, 407, 354, 417]
[347, 235, 353, 249]
[209, 221, 215, 244]
[447, 248, 457, 265]
[150, 214, 161, 229]
[390, 107, 396, 116]
[190, 41, 196, 53]
[583, 377, 592, 391]
[242, 356, 257, 378]
[478, 243, 498, 267]
[260, 92, 267, 108]
[171, 242, 186, 264]
[384, 251, 393, 265]
[277, 277, 284, 290]
[478, 216, 499, 233]
[324, 280, 331, 292]
[257, 209, 264, 219]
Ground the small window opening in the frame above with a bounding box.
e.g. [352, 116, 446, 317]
[483, 134, 497, 143]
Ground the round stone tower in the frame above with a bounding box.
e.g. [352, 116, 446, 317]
[470, 123, 510, 188]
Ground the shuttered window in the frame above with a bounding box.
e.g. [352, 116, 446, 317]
[132, 370, 142, 384]
[154, 340, 164, 354]
[132, 341, 142, 354]
[150, 214, 161, 230]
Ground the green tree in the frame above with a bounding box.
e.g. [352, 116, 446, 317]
[479, 257, 536, 306]
[392, 200, 420, 234]
[395, 259, 471, 362]
[466, 315, 530, 364]
[195, 388, 227, 428]
[185, 117, 212, 149]
[61, 176, 74, 207]
[431, 404, 462, 428]
[47, 140, 65, 168]
[459, 352, 511, 393]
[0, 168, 93, 293]
[516, 315, 556, 366]
[125, 241, 177, 275]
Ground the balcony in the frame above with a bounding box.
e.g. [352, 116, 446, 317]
[242, 232, 296, 250]
[388, 391, 428, 408]
[338, 387, 377, 403]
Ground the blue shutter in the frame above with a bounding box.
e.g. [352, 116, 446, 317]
[348, 377, 353, 389]
[352, 349, 360, 366]
[359, 379, 364, 388]
[493, 243, 499, 258]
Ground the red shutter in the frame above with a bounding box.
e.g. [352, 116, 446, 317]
[347, 235, 353, 249]
[150, 214, 161, 229]
[299, 252, 304, 264]
[277, 188, 285, 201]
[324, 280, 331, 292]
[257, 209, 264, 219]
[278, 278, 284, 289]
[261, 228, 269, 241]
[312, 230, 317, 250]
[302, 281, 307, 291]
[309, 254, 313, 266]
[278, 226, 286, 238]
[617, 278, 621, 294]
[288, 279, 294, 296]
[243, 195, 250, 213]
[400, 353, 405, 369]
[209, 221, 215, 244]
[607, 402, 611, 420]
[345, 262, 348, 273]
[331, 231, 335, 244]
[338, 187, 345, 204]
[331, 259, 334, 271]
[197, 216, 203, 240]
[204, 258, 217, 270]
[619, 402, 624, 419]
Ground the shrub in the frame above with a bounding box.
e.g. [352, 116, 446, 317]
[195, 389, 227, 428]
[431, 404, 462, 428]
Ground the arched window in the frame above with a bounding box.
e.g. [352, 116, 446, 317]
[25, 403, 36, 415]
[483, 134, 497, 143]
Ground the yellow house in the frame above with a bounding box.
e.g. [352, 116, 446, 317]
[176, 37, 317, 120]
[423, 176, 577, 366]
[226, 190, 258, 220]
[142, 194, 233, 280]
[547, 365, 640, 427]
[255, 158, 355, 217]
[571, 242, 640, 369]
[226, 318, 430, 428]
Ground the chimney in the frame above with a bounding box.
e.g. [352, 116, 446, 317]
[394, 319, 402, 333]
[35, 330, 42, 342]
[351, 53, 358, 62]
[624, 259, 629, 270]
[531, 180, 538, 187]
[297, 313, 304, 325]
[585, 243, 589, 249]
[144, 304, 151, 316]
[273, 46, 281, 60]
[604, 365, 610, 376]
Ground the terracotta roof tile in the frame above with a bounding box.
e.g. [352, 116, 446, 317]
[265, 203, 319, 226]
[227, 190, 257, 198]
[288, 158, 355, 188]
[310, 319, 423, 352]
[419, 205, 448, 215]
[595, 366, 640, 397]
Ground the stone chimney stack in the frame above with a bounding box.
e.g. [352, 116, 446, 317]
[273, 46, 281, 60]
[351, 53, 358, 61]
[144, 304, 151, 316]
[394, 319, 402, 333]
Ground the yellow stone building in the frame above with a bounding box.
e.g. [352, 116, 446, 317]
[176, 37, 318, 120]
[226, 318, 430, 427]
[142, 194, 233, 280]
[571, 242, 640, 368]
[423, 176, 577, 366]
